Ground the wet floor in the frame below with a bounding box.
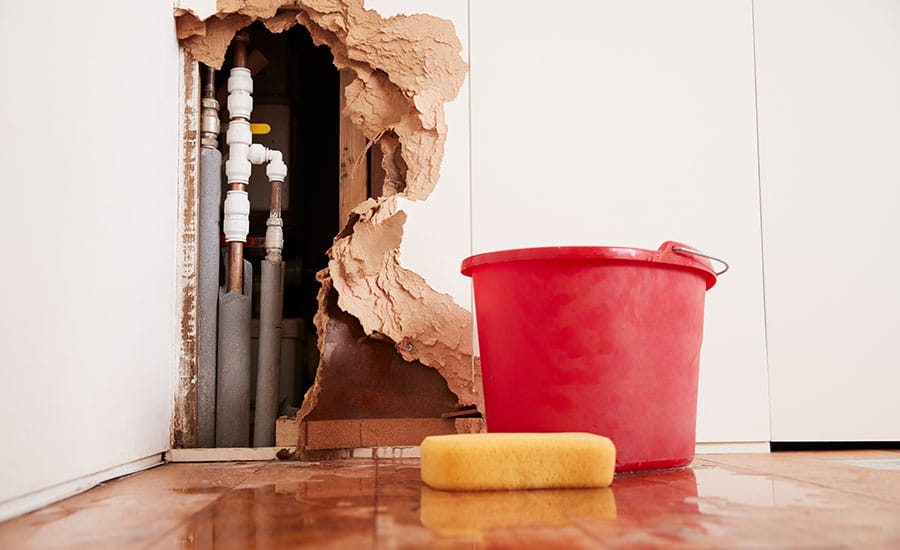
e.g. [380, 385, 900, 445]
[2, 450, 900, 548]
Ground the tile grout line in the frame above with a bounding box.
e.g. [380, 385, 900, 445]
[139, 462, 270, 550]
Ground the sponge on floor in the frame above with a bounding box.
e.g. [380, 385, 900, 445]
[420, 432, 616, 491]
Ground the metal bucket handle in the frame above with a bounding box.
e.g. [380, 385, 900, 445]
[671, 246, 729, 276]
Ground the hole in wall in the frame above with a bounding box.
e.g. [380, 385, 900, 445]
[215, 22, 341, 411]
[177, 2, 481, 452]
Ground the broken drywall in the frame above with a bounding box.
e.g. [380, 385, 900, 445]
[325, 197, 482, 410]
[175, 1, 482, 428]
[301, 274, 461, 422]
[175, 0, 466, 199]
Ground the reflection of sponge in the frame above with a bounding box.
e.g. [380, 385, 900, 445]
[420, 432, 615, 491]
[420, 486, 617, 535]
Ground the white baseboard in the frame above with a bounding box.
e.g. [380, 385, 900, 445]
[165, 445, 420, 462]
[696, 441, 770, 454]
[166, 447, 294, 462]
[0, 453, 164, 523]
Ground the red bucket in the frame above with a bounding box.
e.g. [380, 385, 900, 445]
[461, 241, 723, 472]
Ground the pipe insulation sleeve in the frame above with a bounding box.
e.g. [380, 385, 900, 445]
[253, 259, 285, 447]
[215, 259, 253, 448]
[223, 190, 250, 242]
[197, 147, 223, 448]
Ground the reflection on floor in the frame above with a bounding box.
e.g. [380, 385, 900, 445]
[2, 450, 900, 548]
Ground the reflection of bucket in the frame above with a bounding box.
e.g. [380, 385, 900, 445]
[461, 242, 722, 472]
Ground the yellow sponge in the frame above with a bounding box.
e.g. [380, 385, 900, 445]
[420, 432, 615, 491]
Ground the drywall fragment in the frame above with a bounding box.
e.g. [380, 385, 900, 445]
[377, 132, 406, 196]
[179, 13, 253, 69]
[326, 196, 483, 411]
[299, 274, 461, 422]
[295, 272, 472, 454]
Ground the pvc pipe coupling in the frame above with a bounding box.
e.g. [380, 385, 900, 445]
[227, 68, 253, 119]
[223, 190, 250, 243]
[265, 217, 284, 253]
[225, 120, 252, 184]
[222, 64, 288, 247]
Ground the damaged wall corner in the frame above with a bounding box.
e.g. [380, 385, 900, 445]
[175, 0, 483, 453]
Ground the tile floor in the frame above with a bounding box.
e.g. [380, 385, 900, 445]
[2, 451, 900, 548]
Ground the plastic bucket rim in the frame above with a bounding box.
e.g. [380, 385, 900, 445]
[461, 242, 718, 290]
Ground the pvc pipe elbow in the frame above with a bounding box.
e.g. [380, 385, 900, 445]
[223, 190, 250, 242]
[248, 143, 268, 165]
[266, 150, 288, 181]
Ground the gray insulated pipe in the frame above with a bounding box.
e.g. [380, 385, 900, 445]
[253, 259, 285, 447]
[197, 147, 222, 448]
[215, 259, 253, 448]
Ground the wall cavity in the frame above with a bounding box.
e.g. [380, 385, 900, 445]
[174, 0, 482, 448]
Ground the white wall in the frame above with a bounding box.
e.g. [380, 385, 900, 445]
[373, 0, 774, 445]
[468, 0, 771, 444]
[368, 0, 473, 310]
[0, 0, 180, 517]
[756, 0, 900, 441]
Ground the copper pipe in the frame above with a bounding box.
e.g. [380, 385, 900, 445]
[226, 32, 250, 294]
[227, 181, 246, 294]
[233, 32, 249, 69]
[269, 180, 282, 216]
[203, 65, 216, 99]
[228, 242, 245, 293]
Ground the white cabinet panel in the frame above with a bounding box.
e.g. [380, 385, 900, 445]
[756, 0, 900, 441]
[469, 0, 770, 443]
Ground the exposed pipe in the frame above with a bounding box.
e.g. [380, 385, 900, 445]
[197, 65, 222, 448]
[215, 258, 253, 447]
[216, 31, 254, 447]
[253, 155, 287, 447]
[224, 32, 251, 293]
[216, 30, 290, 447]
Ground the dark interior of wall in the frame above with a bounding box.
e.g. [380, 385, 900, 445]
[218, 22, 339, 407]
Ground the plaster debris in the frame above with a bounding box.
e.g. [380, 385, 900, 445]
[325, 197, 483, 411]
[174, 0, 481, 437]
